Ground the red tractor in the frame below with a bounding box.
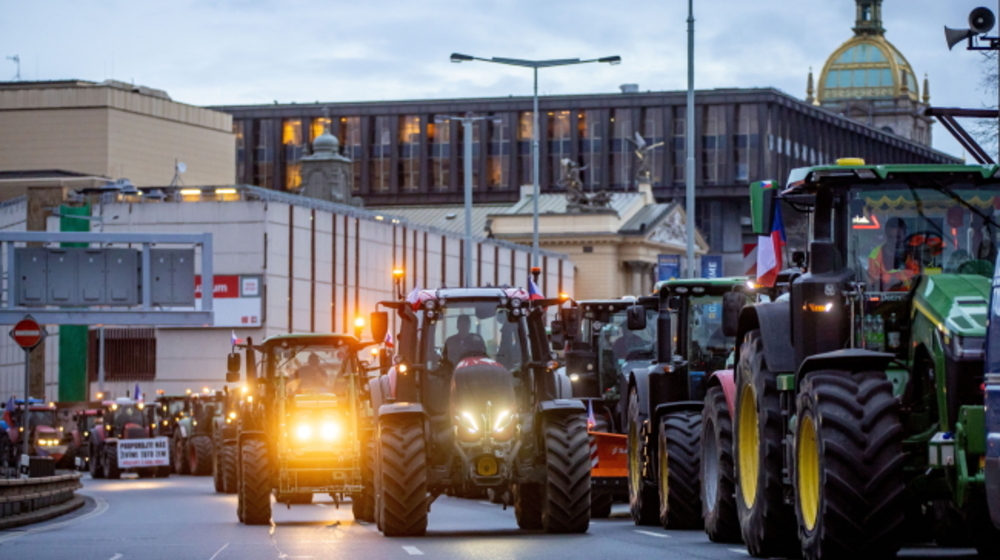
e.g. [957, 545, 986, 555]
[89, 398, 170, 479]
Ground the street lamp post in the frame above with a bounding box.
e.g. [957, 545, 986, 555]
[451, 53, 621, 268]
[685, 0, 697, 278]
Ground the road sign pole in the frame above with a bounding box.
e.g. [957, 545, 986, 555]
[22, 348, 29, 458]
[10, 314, 46, 463]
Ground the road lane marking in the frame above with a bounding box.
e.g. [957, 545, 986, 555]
[0, 495, 108, 543]
[109, 555, 122, 560]
[403, 546, 424, 555]
[478, 501, 495, 506]
[728, 548, 749, 555]
[209, 542, 229, 560]
[633, 530, 671, 538]
[316, 503, 328, 507]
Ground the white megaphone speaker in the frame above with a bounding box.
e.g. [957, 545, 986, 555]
[969, 7, 996, 34]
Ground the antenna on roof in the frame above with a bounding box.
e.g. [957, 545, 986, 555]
[169, 160, 187, 187]
[6, 55, 20, 81]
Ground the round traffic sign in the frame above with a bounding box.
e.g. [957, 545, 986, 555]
[11, 317, 43, 349]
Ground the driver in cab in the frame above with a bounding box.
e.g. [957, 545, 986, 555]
[868, 217, 920, 291]
[444, 315, 487, 364]
[289, 353, 329, 393]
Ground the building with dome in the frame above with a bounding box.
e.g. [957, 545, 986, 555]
[807, 0, 932, 146]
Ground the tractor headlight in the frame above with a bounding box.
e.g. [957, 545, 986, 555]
[493, 409, 513, 433]
[295, 423, 312, 441]
[320, 421, 341, 442]
[458, 411, 480, 434]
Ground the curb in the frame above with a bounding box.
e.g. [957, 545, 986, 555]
[0, 495, 86, 531]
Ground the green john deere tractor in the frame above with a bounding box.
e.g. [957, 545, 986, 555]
[723, 163, 1000, 559]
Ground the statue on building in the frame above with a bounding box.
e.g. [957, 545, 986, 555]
[628, 131, 664, 186]
[298, 119, 363, 207]
[559, 158, 611, 212]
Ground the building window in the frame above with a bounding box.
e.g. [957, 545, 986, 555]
[398, 115, 420, 192]
[579, 110, 603, 190]
[253, 119, 274, 190]
[487, 114, 510, 190]
[457, 120, 482, 191]
[672, 108, 685, 185]
[283, 119, 304, 190]
[735, 105, 759, 183]
[429, 119, 451, 192]
[234, 121, 246, 184]
[611, 109, 634, 190]
[518, 111, 534, 186]
[340, 117, 361, 192]
[88, 328, 156, 382]
[311, 117, 331, 142]
[371, 116, 392, 193]
[548, 111, 571, 188]
[702, 106, 724, 185]
[641, 108, 665, 186]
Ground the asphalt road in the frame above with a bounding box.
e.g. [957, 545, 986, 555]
[0, 475, 982, 560]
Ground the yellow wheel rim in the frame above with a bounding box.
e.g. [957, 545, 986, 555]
[738, 385, 760, 507]
[797, 415, 820, 531]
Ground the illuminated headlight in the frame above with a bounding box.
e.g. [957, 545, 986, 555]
[458, 411, 480, 434]
[510, 298, 522, 309]
[425, 300, 436, 311]
[493, 410, 514, 433]
[295, 424, 312, 441]
[37, 439, 59, 446]
[952, 335, 985, 359]
[228, 412, 237, 419]
[320, 421, 341, 442]
[569, 374, 580, 383]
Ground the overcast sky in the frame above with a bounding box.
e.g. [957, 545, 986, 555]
[0, 0, 995, 159]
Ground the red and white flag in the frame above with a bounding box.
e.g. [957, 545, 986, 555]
[756, 197, 786, 287]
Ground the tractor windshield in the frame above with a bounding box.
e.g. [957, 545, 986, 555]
[424, 301, 527, 373]
[25, 410, 56, 428]
[272, 343, 355, 395]
[846, 184, 1000, 294]
[686, 296, 732, 372]
[113, 405, 147, 429]
[593, 308, 657, 366]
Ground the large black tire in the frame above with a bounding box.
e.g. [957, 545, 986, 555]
[104, 444, 121, 480]
[591, 493, 613, 518]
[89, 444, 105, 479]
[188, 435, 214, 476]
[212, 442, 225, 492]
[352, 441, 375, 522]
[222, 443, 238, 494]
[378, 416, 428, 537]
[541, 413, 591, 533]
[627, 386, 659, 525]
[702, 385, 742, 543]
[794, 370, 905, 560]
[240, 439, 272, 525]
[154, 465, 171, 478]
[734, 330, 798, 558]
[657, 411, 703, 529]
[174, 437, 190, 475]
[514, 482, 543, 529]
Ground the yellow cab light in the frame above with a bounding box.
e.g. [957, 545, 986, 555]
[805, 303, 834, 313]
[559, 292, 570, 301]
[835, 157, 865, 166]
[354, 317, 365, 329]
[397, 364, 408, 374]
[392, 268, 405, 279]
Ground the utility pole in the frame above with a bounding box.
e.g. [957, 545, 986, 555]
[685, 0, 697, 278]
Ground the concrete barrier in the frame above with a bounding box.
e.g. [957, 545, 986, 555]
[0, 473, 83, 528]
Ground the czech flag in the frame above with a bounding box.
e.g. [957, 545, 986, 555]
[586, 400, 596, 431]
[756, 196, 786, 288]
[231, 330, 242, 347]
[384, 332, 394, 349]
[2, 396, 15, 430]
[528, 276, 544, 301]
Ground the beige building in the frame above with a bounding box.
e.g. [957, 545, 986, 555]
[382, 184, 706, 300]
[0, 80, 235, 198]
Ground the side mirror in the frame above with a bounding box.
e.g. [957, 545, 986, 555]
[550, 320, 565, 351]
[626, 305, 647, 331]
[750, 182, 776, 236]
[245, 337, 256, 381]
[226, 353, 241, 383]
[722, 292, 745, 338]
[371, 311, 389, 344]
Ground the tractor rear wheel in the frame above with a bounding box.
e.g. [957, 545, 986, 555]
[240, 439, 272, 525]
[103, 444, 121, 480]
[627, 386, 659, 525]
[702, 385, 742, 543]
[188, 435, 213, 476]
[352, 441, 375, 522]
[212, 442, 224, 492]
[174, 438, 190, 475]
[794, 370, 905, 560]
[657, 411, 703, 529]
[514, 482, 543, 529]
[591, 493, 613, 518]
[541, 412, 591, 533]
[378, 415, 428, 536]
[734, 329, 797, 557]
[89, 444, 105, 479]
[222, 442, 238, 494]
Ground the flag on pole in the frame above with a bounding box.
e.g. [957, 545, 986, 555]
[134, 383, 143, 403]
[405, 285, 424, 310]
[231, 330, 242, 346]
[384, 332, 394, 349]
[527, 275, 544, 301]
[756, 198, 786, 287]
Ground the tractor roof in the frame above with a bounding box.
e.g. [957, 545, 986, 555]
[784, 163, 1000, 194]
[261, 333, 359, 349]
[654, 277, 750, 297]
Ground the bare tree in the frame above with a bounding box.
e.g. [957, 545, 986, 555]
[973, 50, 999, 159]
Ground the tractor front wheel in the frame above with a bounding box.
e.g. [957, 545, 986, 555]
[240, 439, 272, 525]
[89, 444, 105, 479]
[627, 386, 658, 525]
[352, 441, 375, 522]
[103, 444, 121, 480]
[514, 482, 543, 529]
[188, 435, 213, 476]
[794, 370, 905, 560]
[222, 442, 238, 494]
[174, 438, 190, 475]
[541, 412, 591, 533]
[378, 415, 428, 536]
[702, 385, 742, 543]
[657, 411, 703, 529]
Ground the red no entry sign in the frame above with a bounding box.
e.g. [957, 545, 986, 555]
[10, 315, 46, 349]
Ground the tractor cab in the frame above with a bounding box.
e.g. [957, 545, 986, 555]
[101, 398, 150, 440]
